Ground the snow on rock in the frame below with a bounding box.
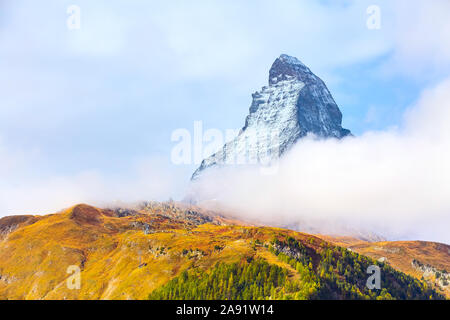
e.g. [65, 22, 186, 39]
[192, 54, 351, 180]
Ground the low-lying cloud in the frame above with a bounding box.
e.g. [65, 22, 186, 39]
[0, 154, 189, 215]
[191, 79, 450, 244]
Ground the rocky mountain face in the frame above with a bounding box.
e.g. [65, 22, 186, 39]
[192, 54, 351, 179]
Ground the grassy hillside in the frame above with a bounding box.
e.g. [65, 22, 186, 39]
[150, 236, 441, 300]
[318, 235, 450, 298]
[0, 203, 445, 300]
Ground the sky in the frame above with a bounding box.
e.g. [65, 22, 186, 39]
[1, 1, 450, 242]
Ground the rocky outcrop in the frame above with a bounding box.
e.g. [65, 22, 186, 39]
[129, 221, 152, 234]
[138, 201, 215, 226]
[0, 215, 39, 240]
[412, 259, 449, 292]
[113, 208, 140, 218]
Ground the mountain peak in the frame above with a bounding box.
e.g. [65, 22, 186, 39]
[269, 54, 311, 85]
[279, 54, 305, 65]
[192, 54, 351, 180]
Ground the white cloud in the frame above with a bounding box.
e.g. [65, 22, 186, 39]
[191, 78, 450, 244]
[143, 0, 450, 81]
[0, 150, 188, 215]
[2, 0, 450, 84]
[385, 0, 450, 78]
[147, 0, 393, 81]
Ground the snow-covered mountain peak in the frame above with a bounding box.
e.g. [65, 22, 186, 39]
[269, 54, 312, 85]
[191, 54, 351, 180]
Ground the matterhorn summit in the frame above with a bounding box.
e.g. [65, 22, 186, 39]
[192, 54, 351, 179]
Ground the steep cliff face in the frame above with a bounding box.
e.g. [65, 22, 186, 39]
[192, 54, 351, 179]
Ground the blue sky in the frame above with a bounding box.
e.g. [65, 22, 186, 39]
[1, 0, 450, 216]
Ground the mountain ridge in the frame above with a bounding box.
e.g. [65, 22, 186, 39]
[0, 203, 446, 299]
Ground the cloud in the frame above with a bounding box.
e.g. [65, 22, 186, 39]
[191, 78, 450, 244]
[0, 150, 188, 215]
[385, 0, 450, 78]
[139, 0, 450, 81]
